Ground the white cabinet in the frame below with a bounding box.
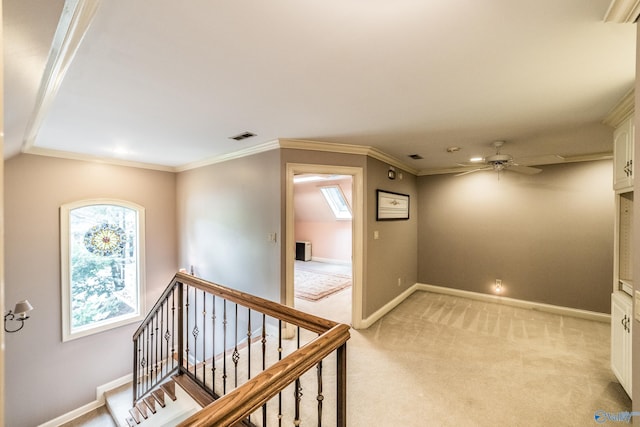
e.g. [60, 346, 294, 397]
[614, 114, 634, 192]
[611, 292, 632, 397]
[608, 91, 634, 399]
[614, 192, 633, 295]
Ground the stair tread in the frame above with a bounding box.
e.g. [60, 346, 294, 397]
[135, 402, 149, 419]
[152, 389, 166, 407]
[160, 380, 177, 401]
[144, 396, 157, 414]
[128, 408, 141, 424]
[172, 374, 215, 407]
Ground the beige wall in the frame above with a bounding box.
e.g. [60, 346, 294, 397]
[4, 154, 177, 427]
[176, 150, 282, 301]
[364, 157, 418, 317]
[417, 160, 613, 313]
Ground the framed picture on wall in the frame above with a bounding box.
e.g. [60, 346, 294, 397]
[376, 190, 409, 220]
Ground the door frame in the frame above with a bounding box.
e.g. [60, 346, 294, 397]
[285, 163, 364, 329]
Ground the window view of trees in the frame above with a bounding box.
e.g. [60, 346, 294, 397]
[69, 204, 139, 331]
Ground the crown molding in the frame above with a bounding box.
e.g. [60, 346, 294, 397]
[174, 140, 281, 172]
[603, 88, 635, 127]
[22, 0, 101, 153]
[278, 139, 419, 175]
[23, 140, 282, 173]
[366, 146, 419, 176]
[24, 136, 610, 177]
[23, 146, 175, 172]
[604, 0, 640, 22]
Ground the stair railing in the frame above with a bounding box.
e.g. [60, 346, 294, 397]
[133, 271, 350, 426]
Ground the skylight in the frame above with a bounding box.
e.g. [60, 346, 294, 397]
[320, 185, 352, 220]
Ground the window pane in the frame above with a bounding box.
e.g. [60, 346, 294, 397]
[320, 186, 352, 219]
[69, 204, 139, 332]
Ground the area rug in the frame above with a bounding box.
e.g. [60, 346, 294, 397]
[294, 268, 352, 301]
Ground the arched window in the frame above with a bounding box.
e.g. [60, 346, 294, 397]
[60, 199, 145, 341]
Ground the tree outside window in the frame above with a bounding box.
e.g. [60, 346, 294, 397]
[61, 200, 145, 341]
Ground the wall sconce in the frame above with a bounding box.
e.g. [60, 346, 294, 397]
[388, 167, 396, 180]
[4, 300, 34, 333]
[494, 279, 503, 294]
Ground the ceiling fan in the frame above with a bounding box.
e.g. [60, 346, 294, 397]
[456, 141, 542, 176]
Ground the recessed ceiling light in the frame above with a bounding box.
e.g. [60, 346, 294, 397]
[229, 131, 256, 141]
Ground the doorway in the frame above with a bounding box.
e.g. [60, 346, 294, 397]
[285, 163, 363, 328]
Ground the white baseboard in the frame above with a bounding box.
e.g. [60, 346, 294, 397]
[310, 256, 351, 265]
[360, 284, 419, 329]
[38, 374, 132, 427]
[359, 283, 610, 330]
[417, 283, 610, 323]
[96, 374, 132, 401]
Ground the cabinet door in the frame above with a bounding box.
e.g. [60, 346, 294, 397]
[611, 293, 632, 396]
[614, 117, 633, 191]
[611, 295, 627, 383]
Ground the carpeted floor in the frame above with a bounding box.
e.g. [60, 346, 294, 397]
[65, 289, 630, 426]
[348, 291, 631, 426]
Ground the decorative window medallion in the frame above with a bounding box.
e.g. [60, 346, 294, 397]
[60, 199, 145, 341]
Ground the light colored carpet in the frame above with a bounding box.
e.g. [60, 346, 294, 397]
[66, 290, 631, 427]
[294, 267, 352, 301]
[347, 291, 631, 426]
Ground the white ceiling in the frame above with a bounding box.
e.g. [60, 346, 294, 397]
[3, 0, 637, 174]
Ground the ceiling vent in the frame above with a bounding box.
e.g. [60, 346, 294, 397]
[229, 131, 256, 141]
[408, 154, 424, 160]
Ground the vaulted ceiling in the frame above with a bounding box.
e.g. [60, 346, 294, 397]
[4, 0, 637, 174]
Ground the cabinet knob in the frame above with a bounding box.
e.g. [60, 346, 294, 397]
[624, 160, 633, 177]
[622, 315, 631, 332]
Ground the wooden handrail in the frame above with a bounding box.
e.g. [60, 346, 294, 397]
[177, 323, 350, 427]
[173, 272, 338, 334]
[132, 279, 178, 339]
[133, 272, 350, 424]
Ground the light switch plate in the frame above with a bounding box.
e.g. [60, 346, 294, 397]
[635, 290, 640, 321]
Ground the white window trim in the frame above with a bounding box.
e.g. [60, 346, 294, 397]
[60, 198, 146, 342]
